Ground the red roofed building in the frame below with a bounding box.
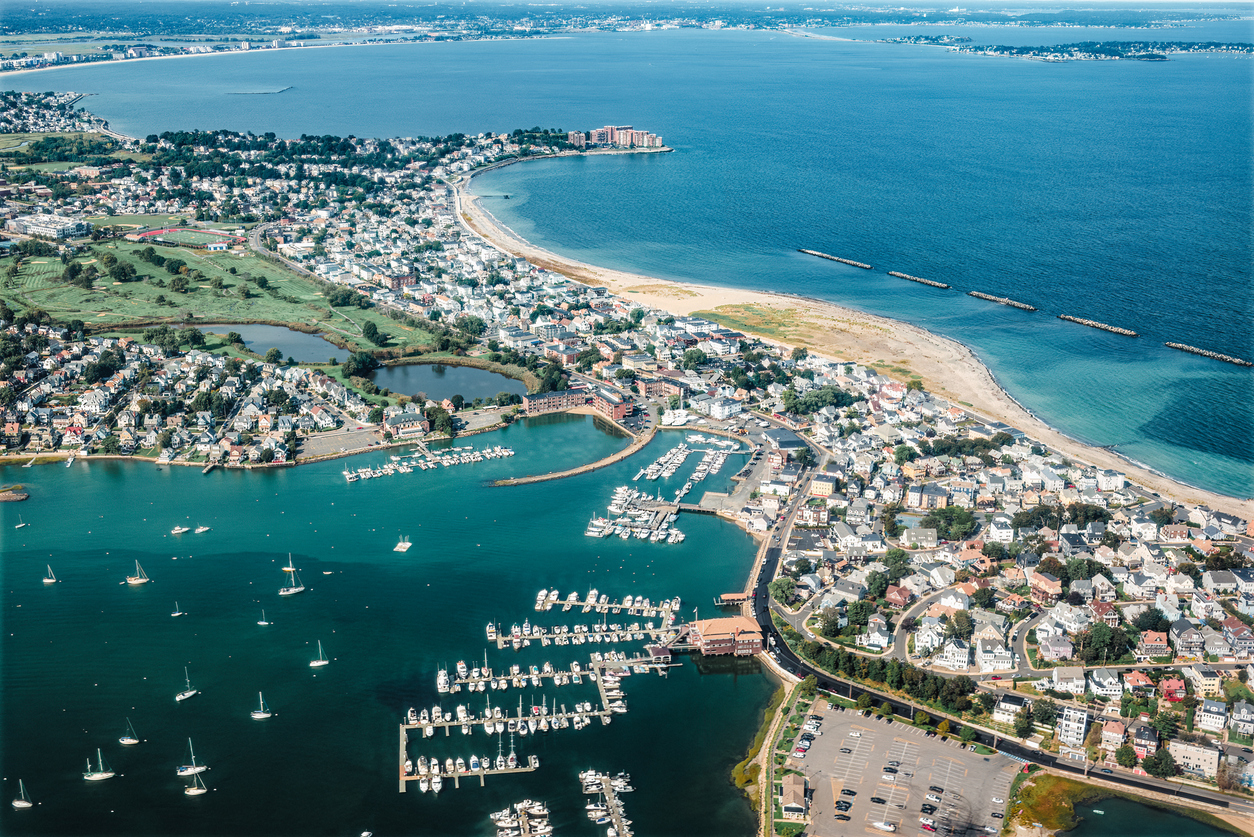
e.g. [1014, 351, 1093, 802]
[1160, 677, 1186, 701]
[885, 585, 912, 609]
[690, 616, 765, 657]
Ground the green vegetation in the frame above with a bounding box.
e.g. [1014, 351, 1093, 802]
[731, 685, 786, 801]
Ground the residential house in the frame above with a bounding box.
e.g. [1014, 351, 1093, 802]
[1051, 666, 1087, 695]
[1100, 719, 1126, 752]
[1122, 670, 1154, 694]
[1088, 668, 1123, 699]
[1184, 665, 1222, 698]
[1196, 699, 1228, 734]
[1137, 630, 1170, 660]
[1159, 677, 1187, 701]
[1030, 571, 1063, 606]
[1131, 720, 1159, 759]
[1232, 700, 1254, 737]
[937, 639, 971, 671]
[1168, 740, 1220, 778]
[1057, 706, 1090, 756]
[1170, 619, 1205, 658]
[993, 694, 1032, 725]
[1039, 635, 1074, 661]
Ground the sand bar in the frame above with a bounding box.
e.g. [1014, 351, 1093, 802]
[454, 167, 1252, 520]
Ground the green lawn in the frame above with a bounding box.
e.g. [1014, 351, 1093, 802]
[85, 214, 189, 229]
[1, 242, 434, 354]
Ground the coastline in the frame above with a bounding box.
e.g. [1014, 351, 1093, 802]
[453, 170, 1253, 520]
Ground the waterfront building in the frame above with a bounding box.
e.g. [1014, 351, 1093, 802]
[1168, 740, 1221, 777]
[689, 616, 764, 656]
[1057, 706, 1089, 757]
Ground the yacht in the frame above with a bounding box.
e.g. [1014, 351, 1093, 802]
[278, 569, 305, 596]
[175, 667, 199, 701]
[126, 560, 150, 585]
[82, 749, 115, 781]
[171, 525, 190, 535]
[310, 640, 329, 667]
[11, 779, 33, 809]
[250, 692, 272, 719]
[194, 525, 211, 534]
[176, 738, 207, 776]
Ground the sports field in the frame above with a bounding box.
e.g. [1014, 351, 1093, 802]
[138, 228, 244, 246]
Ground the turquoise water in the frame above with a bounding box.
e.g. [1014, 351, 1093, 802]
[197, 323, 347, 363]
[9, 28, 1253, 496]
[0, 417, 773, 836]
[1066, 798, 1235, 837]
[369, 363, 528, 401]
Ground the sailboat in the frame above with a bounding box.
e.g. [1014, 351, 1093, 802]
[126, 560, 150, 585]
[257, 610, 270, 626]
[309, 641, 329, 668]
[119, 717, 140, 746]
[184, 773, 208, 796]
[250, 692, 272, 719]
[175, 667, 199, 702]
[171, 601, 187, 617]
[12, 780, 33, 809]
[278, 568, 305, 596]
[14, 515, 27, 529]
[83, 748, 115, 781]
[43, 564, 58, 584]
[176, 738, 207, 776]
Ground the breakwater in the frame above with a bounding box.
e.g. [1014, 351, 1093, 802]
[797, 249, 872, 270]
[967, 291, 1037, 311]
[1165, 342, 1253, 367]
[888, 270, 949, 289]
[1058, 314, 1138, 337]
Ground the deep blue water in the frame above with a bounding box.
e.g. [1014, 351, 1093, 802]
[197, 323, 348, 363]
[9, 27, 1253, 497]
[368, 362, 528, 401]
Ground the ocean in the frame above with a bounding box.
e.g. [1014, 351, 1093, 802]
[8, 25, 1252, 497]
[1, 416, 774, 835]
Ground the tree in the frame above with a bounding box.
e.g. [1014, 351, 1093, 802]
[681, 348, 707, 370]
[264, 348, 283, 364]
[367, 406, 385, 424]
[768, 577, 796, 604]
[959, 725, 976, 743]
[1115, 745, 1138, 768]
[936, 719, 951, 738]
[1014, 706, 1035, 738]
[894, 444, 918, 465]
[971, 587, 996, 609]
[341, 351, 378, 378]
[794, 446, 815, 467]
[1142, 748, 1177, 779]
[866, 571, 889, 599]
[914, 711, 930, 727]
[819, 608, 843, 638]
[880, 701, 894, 718]
[1033, 698, 1058, 726]
[947, 610, 974, 640]
[362, 320, 388, 346]
[799, 675, 817, 698]
[1151, 711, 1179, 739]
[99, 435, 121, 454]
[857, 692, 873, 710]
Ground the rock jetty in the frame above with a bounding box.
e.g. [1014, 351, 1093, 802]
[889, 271, 949, 289]
[1165, 342, 1252, 367]
[967, 291, 1037, 311]
[798, 249, 872, 270]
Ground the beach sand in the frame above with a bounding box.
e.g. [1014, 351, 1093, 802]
[455, 174, 1252, 519]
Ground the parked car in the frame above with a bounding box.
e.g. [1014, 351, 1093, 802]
[929, 786, 945, 794]
[836, 814, 851, 822]
[840, 748, 853, 754]
[925, 794, 942, 803]
[841, 789, 857, 797]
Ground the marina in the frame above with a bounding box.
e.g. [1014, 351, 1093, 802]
[581, 769, 635, 837]
[797, 248, 873, 269]
[489, 799, 554, 836]
[888, 270, 949, 289]
[1058, 313, 1138, 336]
[343, 444, 515, 483]
[967, 290, 1037, 311]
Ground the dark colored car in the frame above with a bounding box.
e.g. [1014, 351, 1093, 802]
[835, 801, 852, 812]
[841, 789, 857, 797]
[991, 813, 1004, 819]
[836, 814, 851, 822]
[930, 786, 945, 794]
[870, 798, 887, 805]
[882, 767, 898, 774]
[921, 805, 937, 815]
[1100, 768, 1113, 774]
[840, 748, 853, 754]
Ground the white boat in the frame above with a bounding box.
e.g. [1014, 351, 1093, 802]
[119, 717, 140, 746]
[175, 666, 199, 702]
[43, 564, 58, 584]
[250, 692, 272, 719]
[418, 777, 429, 792]
[15, 515, 27, 529]
[257, 610, 270, 626]
[176, 738, 207, 776]
[83, 748, 115, 781]
[11, 779, 33, 809]
[310, 640, 329, 667]
[171, 525, 190, 535]
[66, 455, 74, 467]
[278, 568, 305, 596]
[394, 536, 412, 553]
[126, 560, 150, 585]
[184, 773, 208, 796]
[281, 555, 297, 572]
[430, 775, 442, 793]
[194, 525, 211, 534]
[171, 601, 186, 617]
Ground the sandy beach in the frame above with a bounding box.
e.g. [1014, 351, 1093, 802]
[455, 170, 1252, 520]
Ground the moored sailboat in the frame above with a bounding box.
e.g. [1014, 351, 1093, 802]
[257, 610, 270, 626]
[309, 640, 329, 667]
[184, 773, 209, 796]
[176, 738, 207, 776]
[126, 560, 150, 585]
[43, 564, 58, 584]
[250, 692, 272, 719]
[171, 601, 186, 617]
[82, 749, 115, 781]
[12, 780, 33, 809]
[278, 568, 305, 596]
[119, 717, 140, 746]
[175, 666, 198, 701]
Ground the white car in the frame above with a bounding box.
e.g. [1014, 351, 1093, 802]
[882, 774, 896, 782]
[920, 818, 936, 827]
[925, 794, 941, 803]
[849, 731, 862, 738]
[992, 797, 1004, 804]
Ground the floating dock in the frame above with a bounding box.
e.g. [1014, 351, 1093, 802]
[1164, 342, 1252, 367]
[398, 745, 539, 792]
[582, 770, 635, 837]
[490, 800, 553, 835]
[798, 249, 872, 270]
[888, 270, 949, 289]
[967, 290, 1037, 311]
[1058, 314, 1138, 337]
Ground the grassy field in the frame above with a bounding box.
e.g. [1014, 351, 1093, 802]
[1, 241, 435, 354]
[145, 229, 242, 245]
[0, 131, 97, 152]
[85, 214, 189, 230]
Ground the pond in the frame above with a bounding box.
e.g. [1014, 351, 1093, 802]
[369, 362, 528, 402]
[198, 323, 348, 362]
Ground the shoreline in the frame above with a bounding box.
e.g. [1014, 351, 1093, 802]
[453, 168, 1253, 520]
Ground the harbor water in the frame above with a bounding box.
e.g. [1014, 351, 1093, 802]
[1065, 797, 1237, 837]
[368, 363, 528, 402]
[1, 415, 773, 836]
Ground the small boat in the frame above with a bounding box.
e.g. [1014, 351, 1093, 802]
[14, 515, 27, 529]
[257, 610, 270, 626]
[1092, 810, 1105, 815]
[43, 564, 58, 584]
[310, 640, 329, 667]
[194, 526, 211, 534]
[394, 536, 412, 553]
[175, 666, 199, 702]
[171, 526, 190, 535]
[250, 692, 272, 719]
[12, 779, 33, 809]
[83, 748, 115, 781]
[278, 569, 305, 596]
[430, 774, 442, 793]
[66, 455, 74, 467]
[126, 560, 150, 585]
[119, 717, 140, 746]
[176, 738, 207, 776]
[171, 601, 186, 617]
[184, 773, 208, 796]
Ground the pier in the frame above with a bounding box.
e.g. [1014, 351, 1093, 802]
[1165, 342, 1252, 367]
[398, 746, 540, 791]
[490, 800, 553, 835]
[1058, 313, 1138, 337]
[798, 248, 873, 270]
[581, 770, 635, 837]
[888, 270, 950, 289]
[967, 290, 1037, 311]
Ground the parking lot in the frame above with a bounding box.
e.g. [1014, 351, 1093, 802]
[790, 703, 1019, 837]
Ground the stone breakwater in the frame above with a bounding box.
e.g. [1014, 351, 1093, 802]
[1058, 314, 1138, 337]
[967, 291, 1037, 311]
[889, 270, 950, 289]
[1165, 342, 1253, 367]
[798, 249, 873, 270]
